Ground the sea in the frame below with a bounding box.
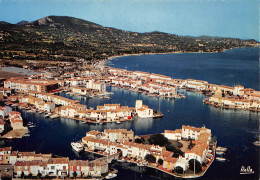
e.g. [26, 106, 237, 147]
[2, 47, 259, 180]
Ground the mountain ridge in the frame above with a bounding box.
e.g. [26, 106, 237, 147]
[0, 15, 258, 62]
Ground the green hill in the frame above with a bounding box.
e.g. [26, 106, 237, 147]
[0, 15, 258, 61]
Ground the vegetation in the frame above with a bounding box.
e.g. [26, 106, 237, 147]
[134, 138, 143, 144]
[174, 166, 184, 174]
[148, 134, 169, 146]
[145, 154, 156, 163]
[147, 134, 184, 157]
[158, 158, 163, 165]
[0, 16, 258, 62]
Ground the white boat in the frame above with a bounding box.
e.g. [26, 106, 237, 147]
[116, 121, 121, 124]
[253, 140, 260, 146]
[29, 125, 36, 128]
[71, 142, 84, 152]
[6, 136, 14, 139]
[216, 146, 227, 152]
[44, 114, 50, 118]
[216, 157, 226, 162]
[24, 134, 30, 137]
[50, 114, 59, 119]
[105, 173, 117, 179]
[117, 158, 126, 163]
[216, 151, 224, 155]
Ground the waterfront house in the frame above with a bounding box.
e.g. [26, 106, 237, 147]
[10, 151, 18, 165]
[46, 158, 69, 176]
[69, 160, 82, 177]
[135, 100, 153, 118]
[9, 111, 26, 130]
[103, 129, 134, 142]
[181, 125, 201, 140]
[163, 157, 178, 170]
[164, 129, 182, 141]
[86, 130, 101, 139]
[0, 147, 11, 164]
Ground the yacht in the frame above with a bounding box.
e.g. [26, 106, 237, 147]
[216, 151, 224, 155]
[253, 140, 260, 146]
[117, 158, 126, 163]
[105, 173, 117, 179]
[216, 146, 227, 152]
[216, 157, 226, 162]
[71, 142, 84, 152]
[50, 114, 59, 119]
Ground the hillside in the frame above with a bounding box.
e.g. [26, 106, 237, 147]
[0, 16, 258, 62]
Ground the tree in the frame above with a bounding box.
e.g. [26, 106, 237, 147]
[158, 159, 163, 165]
[134, 138, 143, 144]
[188, 159, 202, 173]
[37, 172, 42, 178]
[73, 171, 77, 178]
[144, 154, 156, 163]
[148, 134, 169, 146]
[174, 166, 184, 174]
[21, 172, 25, 178]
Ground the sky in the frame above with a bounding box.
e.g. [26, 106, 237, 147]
[0, 0, 259, 41]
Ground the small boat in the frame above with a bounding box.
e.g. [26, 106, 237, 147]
[216, 157, 226, 162]
[23, 134, 30, 137]
[137, 163, 144, 166]
[44, 114, 50, 118]
[71, 142, 84, 152]
[216, 151, 224, 155]
[6, 136, 15, 139]
[29, 125, 36, 128]
[50, 114, 59, 119]
[117, 158, 126, 163]
[116, 121, 121, 124]
[253, 140, 260, 146]
[105, 173, 117, 179]
[216, 146, 227, 152]
[111, 169, 118, 174]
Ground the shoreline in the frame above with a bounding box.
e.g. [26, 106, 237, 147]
[97, 46, 253, 69]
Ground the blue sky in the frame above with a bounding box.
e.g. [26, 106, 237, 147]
[0, 0, 258, 40]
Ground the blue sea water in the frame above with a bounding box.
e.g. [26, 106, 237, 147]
[1, 47, 259, 179]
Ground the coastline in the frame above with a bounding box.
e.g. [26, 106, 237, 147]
[96, 46, 250, 69]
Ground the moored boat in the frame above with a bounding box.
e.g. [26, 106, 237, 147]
[50, 114, 59, 119]
[117, 158, 126, 163]
[253, 140, 260, 146]
[216, 157, 226, 162]
[216, 146, 227, 152]
[216, 151, 224, 155]
[105, 173, 117, 179]
[71, 142, 84, 152]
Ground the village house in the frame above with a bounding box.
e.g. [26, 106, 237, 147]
[164, 129, 182, 141]
[135, 100, 153, 118]
[9, 111, 27, 130]
[0, 147, 11, 164]
[4, 78, 58, 93]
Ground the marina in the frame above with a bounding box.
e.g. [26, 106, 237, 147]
[0, 47, 259, 179]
